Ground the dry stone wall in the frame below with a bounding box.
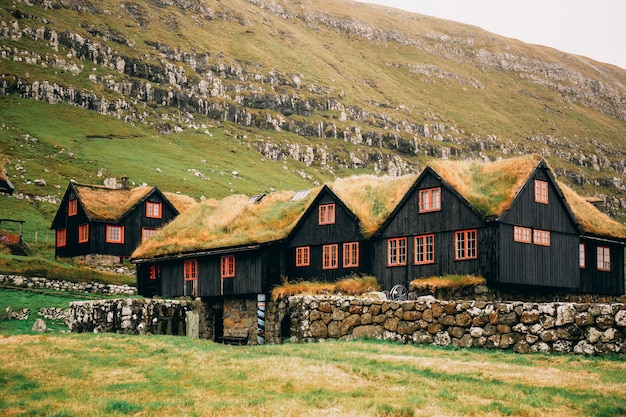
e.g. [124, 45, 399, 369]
[287, 295, 626, 355]
[0, 274, 136, 295]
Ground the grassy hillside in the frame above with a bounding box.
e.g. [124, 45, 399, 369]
[1, 0, 625, 269]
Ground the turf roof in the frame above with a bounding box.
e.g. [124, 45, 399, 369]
[74, 184, 196, 222]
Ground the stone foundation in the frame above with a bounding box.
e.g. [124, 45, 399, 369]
[287, 295, 626, 355]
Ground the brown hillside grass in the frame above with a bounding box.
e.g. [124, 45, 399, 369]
[430, 155, 541, 216]
[271, 275, 381, 301]
[330, 174, 417, 236]
[75, 185, 153, 221]
[559, 181, 626, 238]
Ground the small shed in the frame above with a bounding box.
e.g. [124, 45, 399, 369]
[0, 219, 31, 256]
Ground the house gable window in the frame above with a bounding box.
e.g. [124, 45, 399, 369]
[534, 180, 549, 204]
[78, 224, 89, 243]
[184, 259, 198, 281]
[146, 201, 162, 219]
[319, 203, 336, 225]
[106, 225, 124, 244]
[387, 237, 407, 266]
[221, 255, 236, 278]
[533, 229, 551, 246]
[322, 244, 338, 270]
[454, 230, 477, 260]
[418, 188, 441, 213]
[296, 246, 310, 267]
[56, 229, 66, 247]
[414, 234, 434, 265]
[579, 243, 586, 269]
[513, 226, 532, 243]
[597, 246, 611, 271]
[142, 228, 158, 242]
[343, 242, 360, 268]
[68, 199, 78, 216]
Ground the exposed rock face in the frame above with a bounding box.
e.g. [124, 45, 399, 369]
[1, 0, 626, 218]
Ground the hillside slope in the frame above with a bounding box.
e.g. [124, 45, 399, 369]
[1, 0, 625, 233]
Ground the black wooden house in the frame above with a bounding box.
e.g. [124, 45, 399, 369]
[51, 181, 195, 263]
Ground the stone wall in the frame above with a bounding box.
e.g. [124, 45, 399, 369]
[287, 295, 626, 355]
[67, 298, 213, 339]
[0, 274, 137, 295]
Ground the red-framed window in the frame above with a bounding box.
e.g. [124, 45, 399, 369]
[295, 246, 310, 267]
[322, 244, 338, 269]
[418, 188, 441, 213]
[534, 180, 548, 204]
[68, 199, 78, 216]
[387, 237, 407, 266]
[149, 265, 160, 280]
[343, 242, 360, 268]
[579, 243, 586, 269]
[597, 246, 611, 271]
[78, 224, 89, 243]
[184, 259, 198, 281]
[146, 201, 162, 219]
[455, 230, 477, 260]
[533, 229, 550, 246]
[106, 225, 124, 244]
[142, 228, 158, 242]
[56, 229, 67, 247]
[414, 234, 434, 265]
[319, 203, 336, 225]
[513, 226, 532, 243]
[221, 255, 236, 278]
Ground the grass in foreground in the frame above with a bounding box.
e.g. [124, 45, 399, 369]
[0, 334, 624, 417]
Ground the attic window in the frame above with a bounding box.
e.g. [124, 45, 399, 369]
[319, 203, 336, 225]
[146, 202, 162, 219]
[68, 199, 78, 216]
[418, 188, 441, 213]
[534, 180, 548, 204]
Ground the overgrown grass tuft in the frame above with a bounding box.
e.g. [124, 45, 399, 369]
[271, 275, 381, 301]
[410, 275, 486, 292]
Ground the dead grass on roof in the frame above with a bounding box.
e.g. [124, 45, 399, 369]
[271, 275, 381, 301]
[410, 275, 486, 292]
[430, 155, 541, 216]
[559, 181, 626, 238]
[133, 190, 317, 259]
[76, 185, 153, 221]
[163, 192, 197, 213]
[330, 174, 417, 236]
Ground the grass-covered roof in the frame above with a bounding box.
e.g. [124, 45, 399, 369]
[429, 154, 542, 217]
[430, 155, 626, 238]
[132, 190, 318, 259]
[75, 184, 154, 221]
[74, 184, 197, 222]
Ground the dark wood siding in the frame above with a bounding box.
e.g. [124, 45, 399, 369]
[287, 188, 365, 281]
[496, 224, 579, 288]
[580, 239, 625, 295]
[373, 170, 486, 291]
[500, 169, 578, 234]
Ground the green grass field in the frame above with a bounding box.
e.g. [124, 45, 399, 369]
[0, 285, 625, 417]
